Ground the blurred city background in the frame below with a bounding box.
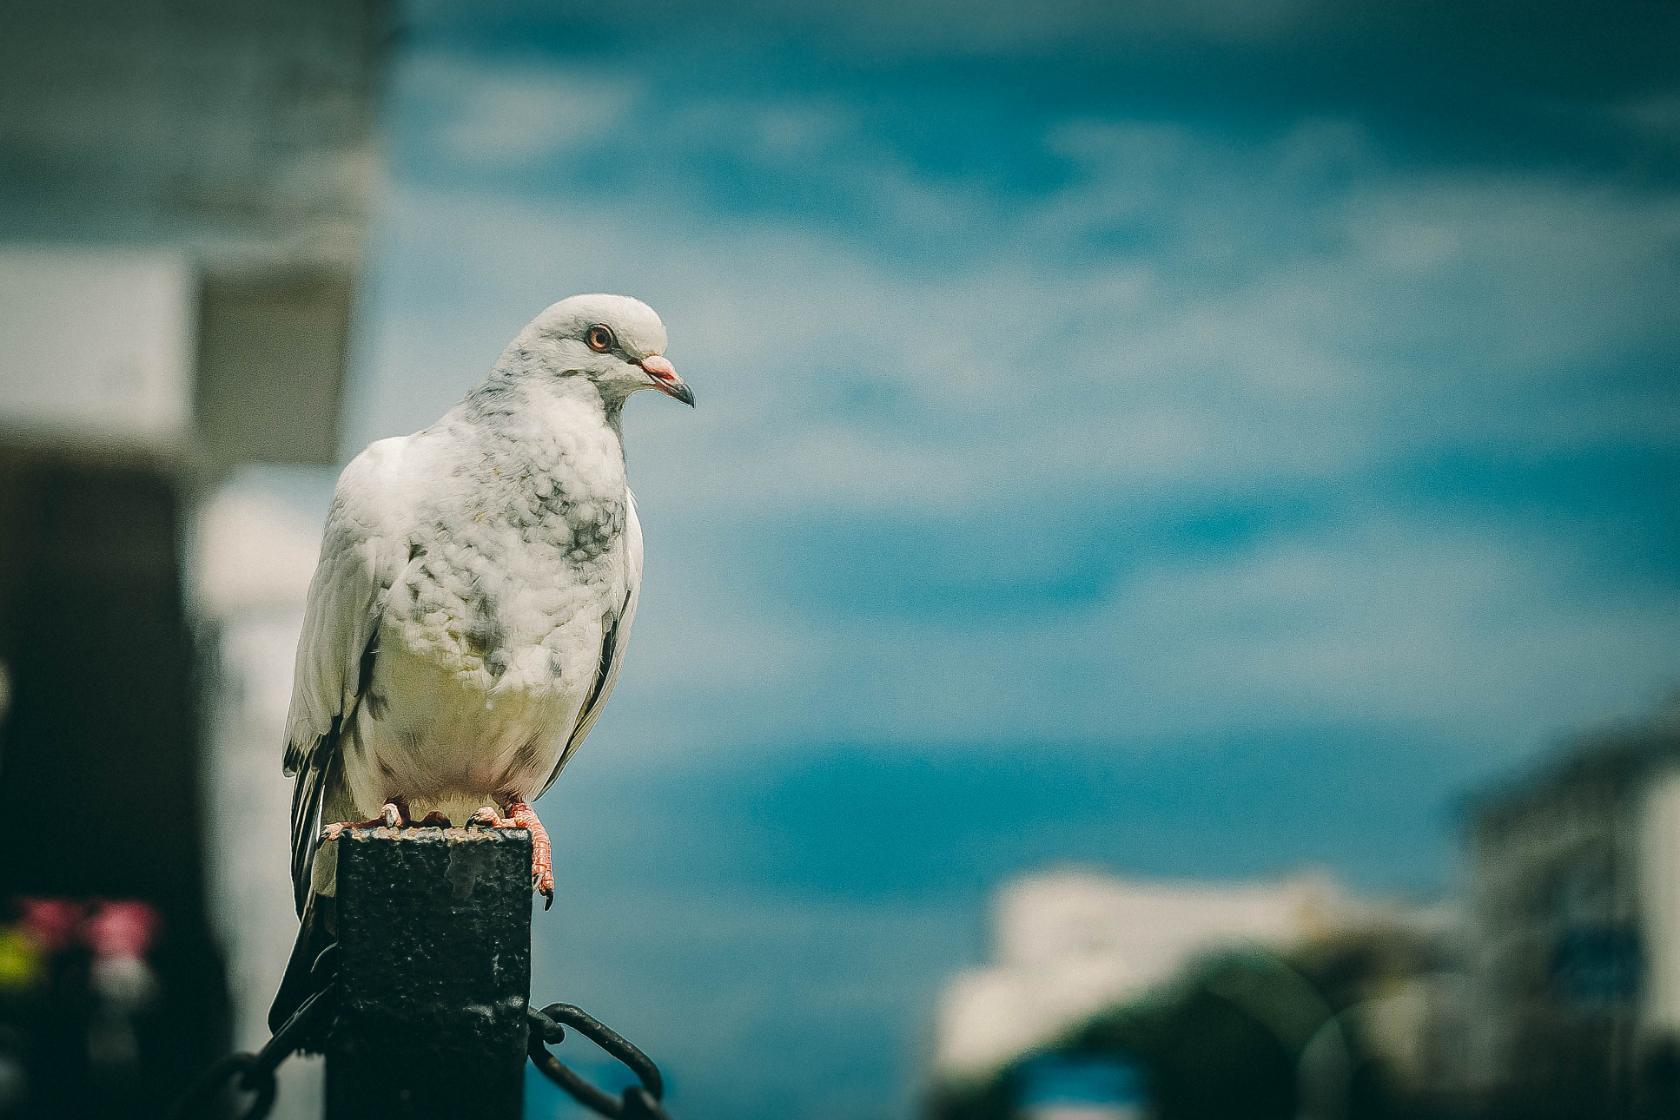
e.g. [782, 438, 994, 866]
[2, 1, 1678, 1118]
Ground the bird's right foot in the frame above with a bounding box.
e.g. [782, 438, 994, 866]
[467, 800, 554, 909]
[320, 799, 408, 842]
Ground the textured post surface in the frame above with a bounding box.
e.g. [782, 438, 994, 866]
[326, 827, 532, 1118]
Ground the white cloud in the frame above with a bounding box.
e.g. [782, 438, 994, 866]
[686, 515, 1674, 760]
[403, 53, 639, 167]
[1100, 517, 1680, 746]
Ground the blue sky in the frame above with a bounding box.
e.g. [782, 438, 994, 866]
[276, 2, 1680, 1115]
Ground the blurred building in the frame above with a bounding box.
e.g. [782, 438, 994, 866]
[927, 867, 1457, 1120]
[932, 868, 1361, 1084]
[1464, 709, 1680, 1119]
[0, 2, 389, 1116]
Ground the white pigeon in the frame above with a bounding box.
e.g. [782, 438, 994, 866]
[270, 294, 691, 1029]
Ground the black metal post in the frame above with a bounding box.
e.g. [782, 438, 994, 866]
[325, 826, 532, 1118]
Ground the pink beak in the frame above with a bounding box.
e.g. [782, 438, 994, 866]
[640, 354, 693, 406]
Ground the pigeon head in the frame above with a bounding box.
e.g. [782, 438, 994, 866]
[507, 293, 693, 407]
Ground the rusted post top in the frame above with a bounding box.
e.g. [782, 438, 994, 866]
[326, 827, 532, 1119]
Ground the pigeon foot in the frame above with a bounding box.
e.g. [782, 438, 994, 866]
[468, 798, 554, 909]
[320, 798, 409, 842]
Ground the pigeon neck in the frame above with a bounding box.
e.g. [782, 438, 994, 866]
[470, 366, 627, 454]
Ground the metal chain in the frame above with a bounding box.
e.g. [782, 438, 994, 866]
[174, 983, 674, 1119]
[168, 981, 337, 1120]
[528, 1002, 674, 1120]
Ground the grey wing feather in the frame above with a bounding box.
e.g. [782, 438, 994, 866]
[536, 491, 644, 799]
[282, 437, 417, 913]
[288, 738, 339, 913]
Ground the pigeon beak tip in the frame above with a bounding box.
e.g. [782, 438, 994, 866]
[640, 356, 693, 407]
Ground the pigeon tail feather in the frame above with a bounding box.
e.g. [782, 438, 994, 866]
[268, 893, 334, 1041]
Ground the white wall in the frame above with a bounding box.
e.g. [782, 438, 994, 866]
[0, 249, 194, 453]
[1639, 767, 1680, 1035]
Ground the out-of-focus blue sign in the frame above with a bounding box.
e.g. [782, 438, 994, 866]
[1016, 1052, 1152, 1119]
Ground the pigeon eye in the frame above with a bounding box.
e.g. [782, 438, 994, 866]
[585, 325, 615, 353]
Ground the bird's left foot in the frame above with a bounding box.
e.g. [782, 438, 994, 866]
[468, 798, 554, 909]
[321, 798, 409, 842]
